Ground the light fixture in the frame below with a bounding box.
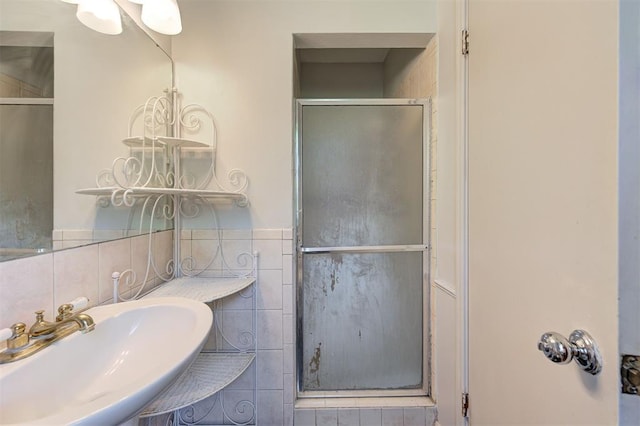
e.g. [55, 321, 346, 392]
[128, 0, 145, 4]
[76, 0, 123, 35]
[141, 0, 182, 35]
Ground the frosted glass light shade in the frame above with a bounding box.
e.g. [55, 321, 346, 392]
[60, 0, 80, 4]
[76, 0, 123, 35]
[141, 0, 182, 35]
[128, 0, 145, 4]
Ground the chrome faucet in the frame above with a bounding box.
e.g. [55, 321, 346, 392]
[0, 299, 95, 364]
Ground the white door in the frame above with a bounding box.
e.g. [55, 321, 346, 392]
[468, 0, 619, 424]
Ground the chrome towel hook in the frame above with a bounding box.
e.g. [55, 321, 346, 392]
[537, 329, 603, 375]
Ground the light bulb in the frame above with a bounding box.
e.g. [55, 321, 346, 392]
[76, 0, 123, 35]
[141, 0, 182, 35]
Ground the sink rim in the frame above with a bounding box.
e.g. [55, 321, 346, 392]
[0, 296, 213, 425]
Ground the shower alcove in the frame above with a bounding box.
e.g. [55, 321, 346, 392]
[293, 32, 438, 418]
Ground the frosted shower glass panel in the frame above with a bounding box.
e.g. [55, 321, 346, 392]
[301, 105, 423, 247]
[301, 251, 423, 391]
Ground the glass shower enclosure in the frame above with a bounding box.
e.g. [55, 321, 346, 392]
[295, 99, 430, 397]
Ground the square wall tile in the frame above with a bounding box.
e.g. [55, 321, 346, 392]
[192, 229, 220, 240]
[382, 408, 404, 426]
[225, 362, 256, 390]
[179, 238, 192, 273]
[295, 409, 316, 426]
[222, 285, 255, 310]
[404, 407, 427, 426]
[257, 350, 283, 390]
[0, 253, 54, 326]
[282, 239, 293, 255]
[282, 254, 293, 285]
[283, 343, 295, 375]
[283, 314, 294, 344]
[220, 239, 253, 273]
[316, 408, 338, 426]
[223, 229, 252, 240]
[221, 310, 254, 351]
[53, 244, 99, 309]
[131, 235, 156, 284]
[425, 407, 437, 426]
[283, 284, 293, 314]
[153, 230, 174, 280]
[257, 269, 283, 310]
[338, 408, 359, 426]
[254, 239, 283, 270]
[284, 403, 294, 426]
[253, 229, 282, 240]
[360, 408, 382, 426]
[257, 310, 283, 350]
[283, 373, 295, 404]
[258, 390, 284, 425]
[222, 390, 256, 425]
[190, 239, 222, 273]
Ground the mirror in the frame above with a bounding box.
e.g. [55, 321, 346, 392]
[0, 0, 174, 261]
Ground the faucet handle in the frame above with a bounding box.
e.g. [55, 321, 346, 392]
[56, 297, 90, 321]
[3, 323, 29, 350]
[56, 304, 74, 321]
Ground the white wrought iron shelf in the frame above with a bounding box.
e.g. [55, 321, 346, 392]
[123, 136, 210, 148]
[76, 187, 247, 202]
[142, 276, 255, 303]
[138, 352, 256, 418]
[138, 276, 257, 419]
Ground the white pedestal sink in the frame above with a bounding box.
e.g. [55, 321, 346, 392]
[0, 297, 212, 425]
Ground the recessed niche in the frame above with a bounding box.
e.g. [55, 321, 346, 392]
[293, 33, 436, 99]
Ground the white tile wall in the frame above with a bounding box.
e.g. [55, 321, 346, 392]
[2, 227, 438, 425]
[0, 230, 173, 329]
[174, 228, 436, 426]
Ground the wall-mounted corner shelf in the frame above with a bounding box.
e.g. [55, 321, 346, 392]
[78, 91, 249, 210]
[142, 276, 255, 302]
[123, 136, 209, 149]
[139, 274, 258, 423]
[138, 352, 255, 418]
[75, 187, 247, 204]
[86, 90, 256, 423]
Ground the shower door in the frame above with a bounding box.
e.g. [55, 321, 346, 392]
[295, 99, 430, 396]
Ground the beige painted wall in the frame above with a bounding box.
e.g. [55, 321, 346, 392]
[173, 0, 437, 230]
[469, 0, 618, 424]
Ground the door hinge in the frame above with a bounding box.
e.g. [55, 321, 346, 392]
[461, 30, 469, 55]
[621, 354, 640, 395]
[462, 392, 470, 417]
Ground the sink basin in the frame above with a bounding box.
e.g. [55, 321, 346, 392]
[0, 297, 212, 425]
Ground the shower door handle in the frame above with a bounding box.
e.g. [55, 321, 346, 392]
[537, 329, 603, 375]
